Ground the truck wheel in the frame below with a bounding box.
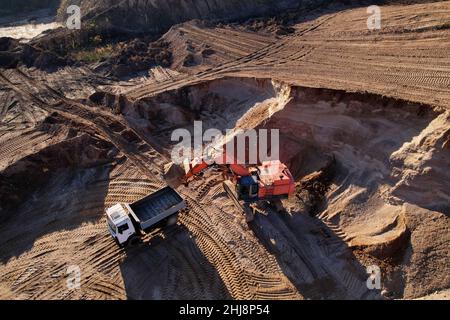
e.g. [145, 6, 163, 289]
[128, 235, 141, 246]
[166, 215, 178, 226]
[113, 237, 123, 247]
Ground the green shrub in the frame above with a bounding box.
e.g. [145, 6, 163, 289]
[72, 44, 115, 63]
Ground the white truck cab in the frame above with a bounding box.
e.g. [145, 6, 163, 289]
[106, 204, 137, 246]
[106, 187, 186, 247]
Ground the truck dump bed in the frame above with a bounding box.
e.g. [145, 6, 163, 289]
[127, 186, 186, 230]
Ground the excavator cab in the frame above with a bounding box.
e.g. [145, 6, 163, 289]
[236, 175, 259, 201]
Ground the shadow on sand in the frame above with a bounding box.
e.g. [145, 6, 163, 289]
[249, 206, 383, 300]
[119, 224, 231, 300]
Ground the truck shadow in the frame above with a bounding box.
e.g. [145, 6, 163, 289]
[119, 224, 231, 300]
[0, 163, 114, 264]
[0, 125, 122, 264]
[249, 209, 383, 300]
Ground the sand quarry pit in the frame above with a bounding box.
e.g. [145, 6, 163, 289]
[0, 1, 449, 300]
[120, 76, 449, 299]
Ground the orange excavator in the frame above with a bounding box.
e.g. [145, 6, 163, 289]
[183, 152, 295, 221]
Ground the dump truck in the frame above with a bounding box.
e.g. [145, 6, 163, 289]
[106, 186, 186, 246]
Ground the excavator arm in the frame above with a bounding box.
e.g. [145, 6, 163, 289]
[183, 156, 251, 184]
[183, 158, 210, 182]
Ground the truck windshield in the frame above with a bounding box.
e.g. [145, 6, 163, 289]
[118, 223, 129, 234]
[107, 218, 117, 233]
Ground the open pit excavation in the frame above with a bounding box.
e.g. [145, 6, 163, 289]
[0, 0, 449, 302]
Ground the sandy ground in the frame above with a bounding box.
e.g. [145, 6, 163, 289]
[415, 289, 450, 300]
[0, 1, 449, 300]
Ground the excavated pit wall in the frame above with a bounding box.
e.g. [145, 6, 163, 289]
[118, 77, 291, 153]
